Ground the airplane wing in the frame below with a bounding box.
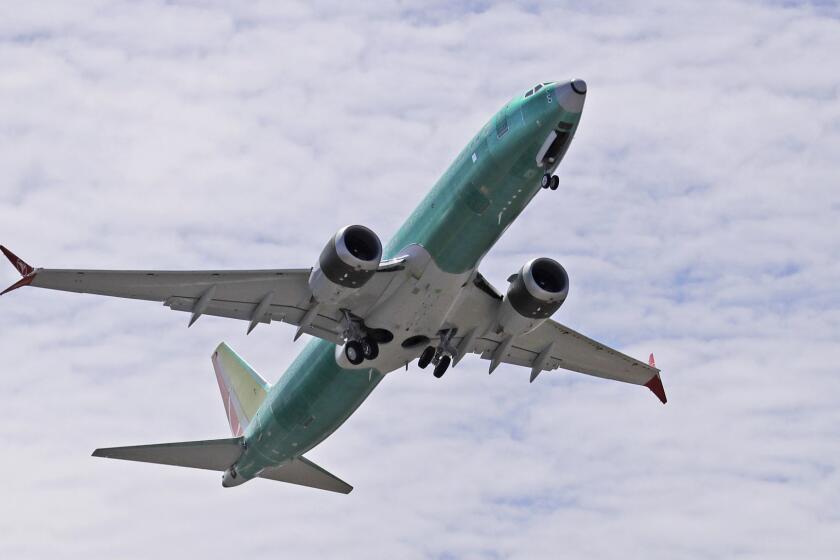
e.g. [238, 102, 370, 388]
[451, 272, 666, 403]
[0, 245, 402, 342]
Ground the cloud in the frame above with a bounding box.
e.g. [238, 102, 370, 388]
[1, 1, 839, 558]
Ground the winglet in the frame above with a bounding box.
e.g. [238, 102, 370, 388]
[0, 245, 37, 295]
[644, 374, 667, 404]
[1, 245, 34, 277]
[644, 354, 667, 404]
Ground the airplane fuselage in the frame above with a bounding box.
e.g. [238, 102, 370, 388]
[232, 81, 586, 482]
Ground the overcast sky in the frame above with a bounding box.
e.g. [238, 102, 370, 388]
[1, 1, 839, 558]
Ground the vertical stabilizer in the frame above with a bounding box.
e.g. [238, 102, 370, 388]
[211, 343, 270, 436]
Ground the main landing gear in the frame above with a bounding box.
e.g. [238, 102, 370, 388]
[416, 329, 456, 378]
[418, 346, 435, 369]
[541, 173, 559, 191]
[340, 309, 391, 366]
[433, 355, 451, 378]
[417, 346, 451, 377]
[344, 337, 380, 365]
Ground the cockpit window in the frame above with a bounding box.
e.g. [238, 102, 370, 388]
[526, 82, 554, 98]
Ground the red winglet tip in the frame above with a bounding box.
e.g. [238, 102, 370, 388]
[0, 246, 34, 277]
[644, 374, 667, 404]
[1, 274, 36, 296]
[649, 353, 656, 368]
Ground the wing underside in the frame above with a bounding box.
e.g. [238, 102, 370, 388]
[1, 245, 664, 401]
[0, 245, 402, 343]
[449, 272, 666, 403]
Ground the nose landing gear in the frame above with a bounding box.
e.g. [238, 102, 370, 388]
[541, 173, 559, 190]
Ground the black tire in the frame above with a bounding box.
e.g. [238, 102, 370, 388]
[361, 338, 379, 360]
[541, 173, 551, 189]
[549, 175, 559, 190]
[417, 346, 435, 369]
[433, 355, 451, 378]
[345, 341, 364, 365]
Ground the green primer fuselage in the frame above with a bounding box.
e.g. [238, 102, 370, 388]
[236, 82, 584, 478]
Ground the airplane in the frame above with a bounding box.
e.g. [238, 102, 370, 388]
[1, 79, 665, 494]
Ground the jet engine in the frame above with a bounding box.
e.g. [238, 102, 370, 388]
[496, 257, 569, 336]
[308, 225, 383, 306]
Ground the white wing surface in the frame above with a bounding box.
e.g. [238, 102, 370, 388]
[450, 272, 666, 403]
[0, 245, 401, 343]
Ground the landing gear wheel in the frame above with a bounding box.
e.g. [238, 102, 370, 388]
[361, 338, 379, 360]
[433, 355, 451, 378]
[417, 346, 435, 369]
[344, 341, 364, 365]
[541, 173, 551, 189]
[549, 175, 559, 190]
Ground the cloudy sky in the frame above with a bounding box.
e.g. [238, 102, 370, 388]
[1, 1, 839, 558]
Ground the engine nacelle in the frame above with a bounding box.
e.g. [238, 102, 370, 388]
[308, 225, 383, 306]
[496, 257, 569, 336]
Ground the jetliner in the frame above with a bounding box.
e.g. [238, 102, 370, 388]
[1, 79, 665, 494]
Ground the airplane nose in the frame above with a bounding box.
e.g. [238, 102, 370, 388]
[554, 79, 586, 113]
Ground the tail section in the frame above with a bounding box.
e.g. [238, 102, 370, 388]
[211, 342, 270, 436]
[92, 344, 352, 493]
[92, 438, 352, 493]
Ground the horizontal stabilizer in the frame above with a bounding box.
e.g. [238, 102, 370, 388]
[259, 456, 352, 494]
[93, 437, 244, 471]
